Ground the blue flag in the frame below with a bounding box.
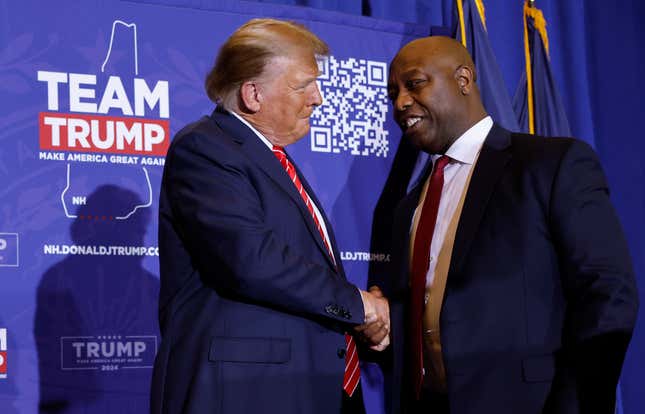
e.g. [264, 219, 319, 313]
[513, 1, 571, 136]
[455, 0, 519, 131]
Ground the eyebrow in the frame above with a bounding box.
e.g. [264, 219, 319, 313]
[303, 75, 318, 85]
[399, 68, 424, 78]
[291, 76, 317, 89]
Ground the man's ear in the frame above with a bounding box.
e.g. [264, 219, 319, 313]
[239, 81, 261, 112]
[455, 65, 475, 95]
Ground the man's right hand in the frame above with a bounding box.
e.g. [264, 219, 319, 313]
[355, 286, 390, 351]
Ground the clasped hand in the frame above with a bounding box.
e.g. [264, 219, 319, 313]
[355, 286, 390, 351]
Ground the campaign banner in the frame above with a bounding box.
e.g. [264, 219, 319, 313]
[0, 1, 427, 412]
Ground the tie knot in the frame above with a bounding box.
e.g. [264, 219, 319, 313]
[434, 155, 450, 172]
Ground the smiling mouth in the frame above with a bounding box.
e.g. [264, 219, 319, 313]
[401, 116, 423, 131]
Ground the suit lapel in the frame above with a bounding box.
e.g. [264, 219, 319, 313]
[210, 108, 338, 272]
[393, 177, 427, 294]
[449, 124, 512, 277]
[296, 163, 343, 274]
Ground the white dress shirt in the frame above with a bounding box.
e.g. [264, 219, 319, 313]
[412, 116, 493, 288]
[230, 110, 335, 263]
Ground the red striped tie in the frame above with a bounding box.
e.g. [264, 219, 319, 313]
[272, 145, 360, 397]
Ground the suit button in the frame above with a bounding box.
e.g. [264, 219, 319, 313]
[337, 348, 346, 359]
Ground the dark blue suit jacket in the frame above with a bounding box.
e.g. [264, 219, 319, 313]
[384, 125, 638, 414]
[151, 108, 365, 414]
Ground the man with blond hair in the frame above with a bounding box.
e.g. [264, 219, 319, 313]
[151, 19, 389, 414]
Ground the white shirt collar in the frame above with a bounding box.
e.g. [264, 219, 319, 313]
[229, 110, 274, 150]
[434, 116, 493, 165]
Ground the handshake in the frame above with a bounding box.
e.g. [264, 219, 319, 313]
[356, 286, 390, 351]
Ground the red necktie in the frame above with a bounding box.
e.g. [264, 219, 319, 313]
[272, 145, 360, 397]
[409, 155, 450, 399]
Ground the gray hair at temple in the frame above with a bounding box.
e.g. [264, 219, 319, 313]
[205, 18, 329, 110]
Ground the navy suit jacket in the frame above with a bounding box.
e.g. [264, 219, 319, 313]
[151, 107, 365, 414]
[384, 124, 638, 414]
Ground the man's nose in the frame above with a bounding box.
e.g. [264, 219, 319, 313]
[311, 83, 323, 106]
[394, 91, 412, 112]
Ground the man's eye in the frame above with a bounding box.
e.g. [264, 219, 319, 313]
[405, 79, 425, 89]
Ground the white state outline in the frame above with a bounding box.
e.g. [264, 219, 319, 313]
[60, 335, 156, 371]
[0, 233, 19, 267]
[61, 163, 152, 220]
[61, 19, 154, 221]
[101, 20, 139, 75]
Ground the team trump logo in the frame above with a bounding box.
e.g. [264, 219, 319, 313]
[37, 71, 169, 156]
[37, 20, 171, 160]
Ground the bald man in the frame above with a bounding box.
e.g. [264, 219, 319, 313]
[381, 36, 638, 414]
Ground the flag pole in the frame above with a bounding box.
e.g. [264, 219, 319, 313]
[523, 0, 535, 133]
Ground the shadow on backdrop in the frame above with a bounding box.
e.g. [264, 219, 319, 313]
[34, 185, 159, 413]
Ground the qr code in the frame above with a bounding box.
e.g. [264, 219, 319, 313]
[310, 56, 390, 157]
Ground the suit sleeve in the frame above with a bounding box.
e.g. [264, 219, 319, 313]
[549, 139, 638, 411]
[164, 132, 365, 326]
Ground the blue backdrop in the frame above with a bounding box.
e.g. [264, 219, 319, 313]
[1, 1, 643, 413]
